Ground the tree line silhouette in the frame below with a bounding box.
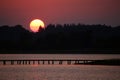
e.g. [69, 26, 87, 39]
[0, 24, 120, 53]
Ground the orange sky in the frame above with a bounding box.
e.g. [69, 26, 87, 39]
[0, 0, 120, 30]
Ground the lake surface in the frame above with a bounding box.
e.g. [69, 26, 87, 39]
[0, 54, 120, 80]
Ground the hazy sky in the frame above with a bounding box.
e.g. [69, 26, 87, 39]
[0, 0, 120, 30]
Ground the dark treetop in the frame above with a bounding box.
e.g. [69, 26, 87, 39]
[0, 24, 120, 54]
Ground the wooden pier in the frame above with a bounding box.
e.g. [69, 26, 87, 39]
[0, 59, 100, 65]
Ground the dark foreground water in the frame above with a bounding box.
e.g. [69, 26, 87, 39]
[0, 54, 120, 80]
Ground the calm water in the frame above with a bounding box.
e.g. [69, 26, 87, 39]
[0, 54, 120, 80]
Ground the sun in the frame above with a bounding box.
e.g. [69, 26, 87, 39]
[30, 19, 45, 32]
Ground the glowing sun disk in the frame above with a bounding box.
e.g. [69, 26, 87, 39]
[30, 19, 45, 32]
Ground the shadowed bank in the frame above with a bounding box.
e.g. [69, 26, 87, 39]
[0, 24, 120, 54]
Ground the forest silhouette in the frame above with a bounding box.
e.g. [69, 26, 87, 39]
[0, 24, 120, 54]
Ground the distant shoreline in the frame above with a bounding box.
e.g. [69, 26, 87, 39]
[74, 59, 120, 66]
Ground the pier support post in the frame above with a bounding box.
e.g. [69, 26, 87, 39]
[17, 61, 19, 65]
[25, 61, 27, 65]
[52, 60, 54, 64]
[3, 60, 6, 65]
[59, 60, 63, 64]
[28, 61, 30, 65]
[38, 61, 40, 65]
[23, 61, 25, 65]
[18, 61, 21, 65]
[67, 60, 71, 65]
[11, 61, 14, 65]
[42, 60, 45, 64]
[48, 60, 50, 64]
[75, 60, 79, 64]
[33, 61, 35, 64]
[83, 60, 88, 64]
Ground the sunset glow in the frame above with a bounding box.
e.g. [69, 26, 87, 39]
[30, 19, 45, 32]
[0, 0, 120, 29]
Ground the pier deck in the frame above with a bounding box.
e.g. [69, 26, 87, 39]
[0, 59, 101, 65]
